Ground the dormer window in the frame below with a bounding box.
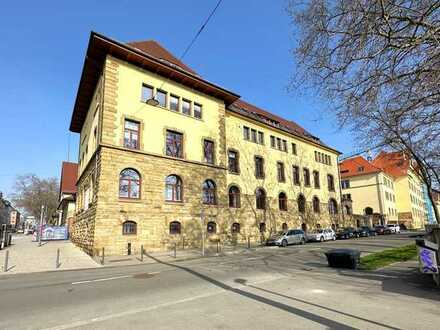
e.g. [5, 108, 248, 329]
[358, 166, 364, 172]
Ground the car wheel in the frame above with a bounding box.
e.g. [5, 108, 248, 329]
[281, 240, 288, 247]
[332, 236, 336, 241]
[320, 236, 324, 242]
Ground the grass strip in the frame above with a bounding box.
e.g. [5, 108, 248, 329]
[360, 244, 417, 270]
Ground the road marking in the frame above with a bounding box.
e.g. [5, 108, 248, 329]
[71, 275, 131, 285]
[71, 272, 161, 285]
[45, 275, 284, 330]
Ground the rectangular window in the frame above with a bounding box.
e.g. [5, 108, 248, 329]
[194, 103, 202, 119]
[292, 166, 300, 185]
[277, 138, 281, 150]
[182, 99, 191, 115]
[270, 135, 276, 148]
[292, 143, 297, 155]
[141, 84, 153, 102]
[228, 150, 239, 174]
[170, 94, 180, 112]
[203, 140, 214, 164]
[251, 129, 257, 143]
[282, 140, 287, 152]
[313, 171, 320, 189]
[258, 131, 264, 145]
[341, 179, 350, 189]
[327, 174, 335, 191]
[124, 119, 140, 149]
[303, 168, 311, 186]
[166, 130, 183, 158]
[243, 126, 250, 140]
[155, 89, 167, 107]
[277, 162, 285, 182]
[255, 156, 264, 179]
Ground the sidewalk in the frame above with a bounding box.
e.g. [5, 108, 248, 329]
[97, 243, 276, 267]
[0, 234, 100, 275]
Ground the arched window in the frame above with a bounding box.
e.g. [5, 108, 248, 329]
[328, 198, 338, 215]
[365, 207, 373, 215]
[202, 180, 216, 205]
[169, 221, 181, 234]
[165, 175, 182, 202]
[256, 188, 266, 210]
[122, 221, 137, 235]
[207, 221, 217, 234]
[119, 169, 140, 199]
[282, 222, 288, 232]
[278, 192, 287, 211]
[312, 196, 320, 213]
[228, 186, 241, 208]
[297, 194, 306, 213]
[259, 222, 266, 233]
[231, 223, 240, 234]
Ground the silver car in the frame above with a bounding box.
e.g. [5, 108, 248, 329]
[266, 229, 306, 247]
[306, 228, 336, 242]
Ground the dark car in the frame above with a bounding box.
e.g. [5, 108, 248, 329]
[336, 227, 357, 239]
[374, 225, 391, 235]
[358, 226, 376, 237]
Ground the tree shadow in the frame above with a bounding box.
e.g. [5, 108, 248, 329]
[238, 280, 401, 330]
[145, 252, 357, 329]
[336, 264, 440, 302]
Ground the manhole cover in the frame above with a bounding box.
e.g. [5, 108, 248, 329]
[132, 272, 156, 279]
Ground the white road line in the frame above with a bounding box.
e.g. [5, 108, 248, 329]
[44, 275, 285, 330]
[71, 275, 131, 285]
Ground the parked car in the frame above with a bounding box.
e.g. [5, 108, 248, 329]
[359, 226, 377, 237]
[374, 225, 392, 235]
[386, 224, 401, 234]
[355, 227, 370, 237]
[266, 229, 306, 247]
[307, 229, 336, 242]
[336, 227, 357, 239]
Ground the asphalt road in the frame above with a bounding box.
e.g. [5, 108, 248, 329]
[0, 233, 438, 330]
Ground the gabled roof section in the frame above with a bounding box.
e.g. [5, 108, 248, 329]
[372, 151, 409, 178]
[60, 162, 78, 196]
[69, 32, 240, 133]
[339, 156, 382, 178]
[127, 40, 197, 75]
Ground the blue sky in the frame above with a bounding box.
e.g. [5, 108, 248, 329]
[0, 0, 354, 198]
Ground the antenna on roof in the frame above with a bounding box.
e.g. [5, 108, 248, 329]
[145, 0, 223, 106]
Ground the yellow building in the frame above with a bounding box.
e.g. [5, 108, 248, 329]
[69, 32, 342, 255]
[373, 151, 428, 229]
[339, 156, 398, 225]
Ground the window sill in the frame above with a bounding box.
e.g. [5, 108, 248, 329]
[165, 200, 184, 205]
[122, 233, 137, 236]
[228, 171, 240, 175]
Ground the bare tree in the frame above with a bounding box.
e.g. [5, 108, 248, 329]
[11, 174, 59, 223]
[287, 0, 440, 221]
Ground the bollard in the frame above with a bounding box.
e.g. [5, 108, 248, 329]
[247, 236, 251, 249]
[101, 247, 105, 265]
[216, 241, 219, 254]
[141, 245, 144, 262]
[127, 242, 131, 256]
[56, 248, 60, 269]
[173, 243, 177, 258]
[4, 250, 9, 272]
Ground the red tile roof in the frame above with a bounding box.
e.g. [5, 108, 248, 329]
[127, 40, 197, 75]
[371, 151, 409, 178]
[339, 156, 381, 178]
[60, 162, 78, 195]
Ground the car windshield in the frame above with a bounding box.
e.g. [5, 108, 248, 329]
[309, 229, 322, 234]
[386, 225, 394, 227]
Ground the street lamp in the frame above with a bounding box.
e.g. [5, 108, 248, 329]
[146, 98, 159, 106]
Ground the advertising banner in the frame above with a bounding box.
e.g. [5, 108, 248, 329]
[41, 226, 68, 241]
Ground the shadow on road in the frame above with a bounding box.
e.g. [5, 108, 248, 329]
[145, 252, 388, 329]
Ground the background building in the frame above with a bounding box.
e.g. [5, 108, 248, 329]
[57, 162, 78, 228]
[339, 156, 398, 226]
[69, 32, 342, 256]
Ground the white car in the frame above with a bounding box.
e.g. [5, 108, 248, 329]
[306, 229, 336, 242]
[386, 224, 401, 234]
